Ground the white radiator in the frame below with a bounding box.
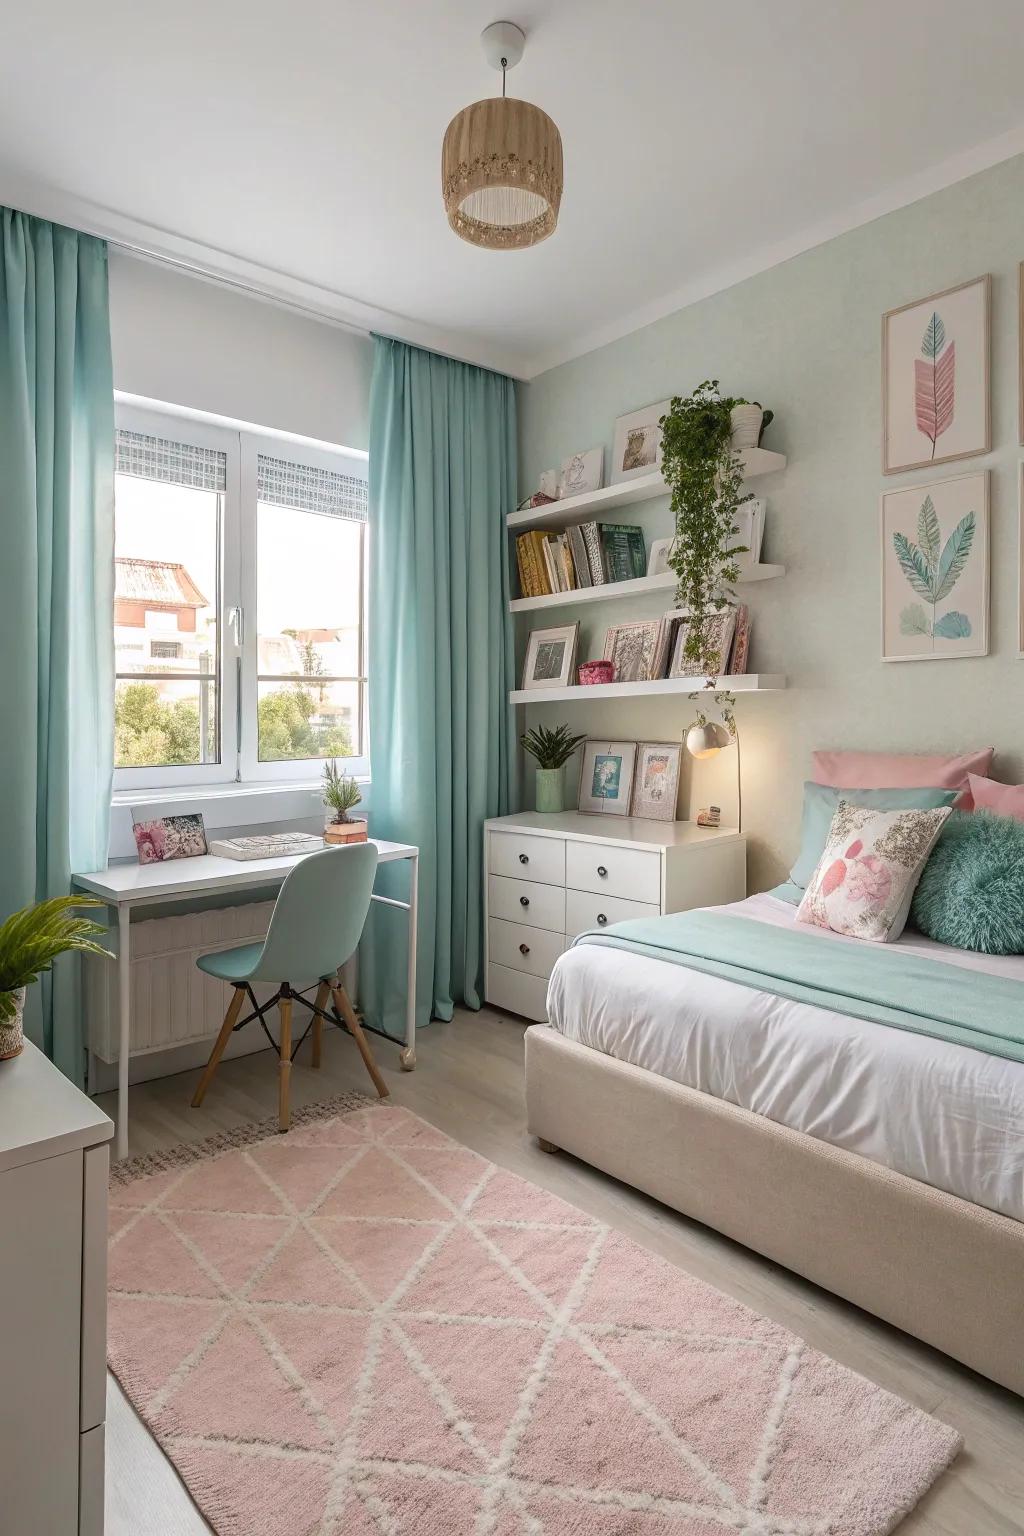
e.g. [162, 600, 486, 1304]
[85, 901, 277, 1063]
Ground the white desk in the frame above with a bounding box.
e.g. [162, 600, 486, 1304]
[75, 838, 419, 1159]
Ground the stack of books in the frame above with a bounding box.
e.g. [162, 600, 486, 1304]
[515, 522, 646, 598]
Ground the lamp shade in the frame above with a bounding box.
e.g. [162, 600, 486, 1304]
[442, 97, 563, 250]
[685, 722, 731, 760]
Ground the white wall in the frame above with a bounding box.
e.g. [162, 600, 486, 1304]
[519, 154, 1024, 894]
[108, 249, 373, 448]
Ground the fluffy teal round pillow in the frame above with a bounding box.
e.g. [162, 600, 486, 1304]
[911, 810, 1024, 954]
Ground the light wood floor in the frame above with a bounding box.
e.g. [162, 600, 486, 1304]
[100, 1007, 1024, 1535]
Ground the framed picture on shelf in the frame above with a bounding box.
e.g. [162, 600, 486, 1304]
[880, 470, 988, 661]
[668, 610, 736, 678]
[630, 742, 682, 821]
[647, 536, 674, 577]
[732, 498, 765, 570]
[602, 619, 662, 683]
[521, 622, 580, 690]
[559, 448, 603, 499]
[578, 740, 638, 816]
[612, 400, 672, 483]
[882, 274, 990, 474]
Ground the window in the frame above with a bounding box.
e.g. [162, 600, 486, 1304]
[113, 405, 368, 790]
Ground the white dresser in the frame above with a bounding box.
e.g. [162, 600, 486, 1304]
[0, 1040, 113, 1535]
[484, 812, 747, 1021]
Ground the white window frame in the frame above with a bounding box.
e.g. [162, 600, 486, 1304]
[238, 433, 369, 784]
[112, 404, 369, 792]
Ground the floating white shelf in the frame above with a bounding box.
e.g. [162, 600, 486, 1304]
[510, 673, 786, 706]
[508, 448, 787, 534]
[509, 563, 785, 614]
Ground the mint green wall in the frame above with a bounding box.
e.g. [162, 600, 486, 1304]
[518, 155, 1024, 892]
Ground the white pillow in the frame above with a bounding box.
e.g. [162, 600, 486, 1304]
[796, 800, 951, 942]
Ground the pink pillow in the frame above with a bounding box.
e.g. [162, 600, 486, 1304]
[966, 772, 1024, 822]
[811, 748, 994, 794]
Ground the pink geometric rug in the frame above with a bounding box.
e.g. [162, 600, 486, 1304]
[108, 1099, 960, 1536]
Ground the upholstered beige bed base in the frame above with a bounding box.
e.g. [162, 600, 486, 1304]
[524, 1026, 1024, 1397]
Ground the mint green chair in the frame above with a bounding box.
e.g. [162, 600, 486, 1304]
[190, 843, 387, 1131]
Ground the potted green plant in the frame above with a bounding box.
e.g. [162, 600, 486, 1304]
[521, 724, 587, 814]
[659, 381, 751, 677]
[322, 759, 367, 844]
[0, 896, 110, 1060]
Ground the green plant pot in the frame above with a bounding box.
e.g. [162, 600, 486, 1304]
[535, 766, 565, 814]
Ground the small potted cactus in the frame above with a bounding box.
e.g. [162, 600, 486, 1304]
[520, 724, 587, 814]
[322, 759, 368, 844]
[0, 896, 110, 1060]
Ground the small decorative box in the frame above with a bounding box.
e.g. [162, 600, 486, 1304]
[578, 660, 615, 686]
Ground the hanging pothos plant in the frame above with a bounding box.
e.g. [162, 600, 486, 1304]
[659, 381, 751, 680]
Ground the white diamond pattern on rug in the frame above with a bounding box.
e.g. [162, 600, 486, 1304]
[108, 1104, 961, 1536]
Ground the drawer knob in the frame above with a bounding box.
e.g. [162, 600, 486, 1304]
[519, 895, 530, 907]
[519, 942, 530, 955]
[597, 913, 608, 925]
[519, 853, 529, 865]
[597, 865, 608, 878]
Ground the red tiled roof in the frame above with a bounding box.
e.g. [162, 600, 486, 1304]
[115, 558, 208, 608]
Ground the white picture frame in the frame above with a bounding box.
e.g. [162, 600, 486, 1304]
[577, 740, 638, 817]
[647, 537, 674, 577]
[602, 619, 662, 683]
[732, 497, 765, 570]
[559, 448, 604, 499]
[521, 623, 579, 690]
[668, 610, 736, 679]
[630, 742, 682, 822]
[882, 274, 990, 475]
[880, 470, 989, 662]
[612, 400, 672, 484]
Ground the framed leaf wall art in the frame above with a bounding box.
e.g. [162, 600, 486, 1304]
[882, 275, 990, 474]
[881, 471, 989, 662]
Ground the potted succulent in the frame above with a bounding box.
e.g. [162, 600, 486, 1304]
[659, 381, 751, 677]
[521, 724, 587, 814]
[0, 896, 110, 1060]
[322, 759, 368, 844]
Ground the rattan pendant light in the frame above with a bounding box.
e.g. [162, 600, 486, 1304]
[442, 21, 562, 250]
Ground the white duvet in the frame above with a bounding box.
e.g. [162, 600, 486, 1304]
[545, 892, 1024, 1223]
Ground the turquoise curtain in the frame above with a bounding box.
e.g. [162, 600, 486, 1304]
[361, 336, 517, 1035]
[0, 209, 115, 1081]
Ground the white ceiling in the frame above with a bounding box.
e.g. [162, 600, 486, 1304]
[3, 0, 1024, 377]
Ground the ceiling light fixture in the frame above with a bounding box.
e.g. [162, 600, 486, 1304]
[442, 20, 563, 251]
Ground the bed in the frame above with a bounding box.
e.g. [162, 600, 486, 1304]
[525, 891, 1024, 1396]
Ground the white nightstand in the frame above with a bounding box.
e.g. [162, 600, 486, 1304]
[483, 811, 747, 1021]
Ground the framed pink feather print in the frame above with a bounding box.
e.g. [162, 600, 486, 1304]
[882, 274, 990, 475]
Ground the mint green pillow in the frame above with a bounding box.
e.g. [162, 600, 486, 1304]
[788, 783, 959, 893]
[912, 810, 1024, 953]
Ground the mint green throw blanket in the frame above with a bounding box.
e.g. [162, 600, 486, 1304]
[574, 910, 1024, 1063]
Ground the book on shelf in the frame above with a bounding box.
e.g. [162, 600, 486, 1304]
[599, 524, 647, 583]
[729, 605, 751, 674]
[580, 522, 607, 585]
[567, 525, 593, 587]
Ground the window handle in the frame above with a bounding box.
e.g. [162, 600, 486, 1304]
[228, 606, 244, 647]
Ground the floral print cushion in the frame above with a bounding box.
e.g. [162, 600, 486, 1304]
[796, 800, 952, 942]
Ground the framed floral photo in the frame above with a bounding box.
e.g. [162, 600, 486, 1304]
[612, 401, 671, 484]
[882, 274, 990, 474]
[630, 742, 682, 821]
[577, 740, 637, 817]
[521, 623, 579, 690]
[881, 470, 989, 661]
[132, 813, 208, 865]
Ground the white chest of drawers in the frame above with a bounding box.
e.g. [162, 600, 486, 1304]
[484, 812, 747, 1022]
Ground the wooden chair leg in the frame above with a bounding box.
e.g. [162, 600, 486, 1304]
[278, 993, 293, 1132]
[311, 980, 330, 1068]
[331, 982, 389, 1100]
[191, 987, 246, 1108]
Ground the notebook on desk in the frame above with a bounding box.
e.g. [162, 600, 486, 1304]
[208, 833, 325, 861]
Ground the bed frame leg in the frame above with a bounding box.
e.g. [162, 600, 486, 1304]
[537, 1138, 559, 1154]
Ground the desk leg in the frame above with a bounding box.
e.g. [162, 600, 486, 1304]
[400, 852, 418, 1071]
[117, 905, 131, 1161]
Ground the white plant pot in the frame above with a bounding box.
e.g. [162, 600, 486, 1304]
[730, 404, 763, 450]
[0, 986, 26, 1061]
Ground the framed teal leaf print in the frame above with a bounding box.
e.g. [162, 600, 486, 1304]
[881, 472, 988, 661]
